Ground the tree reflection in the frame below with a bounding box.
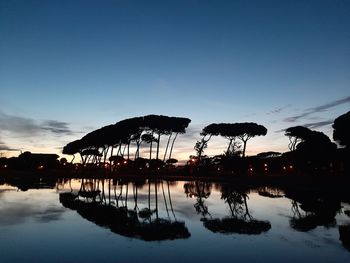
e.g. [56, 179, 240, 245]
[184, 181, 212, 219]
[203, 184, 271, 235]
[59, 178, 190, 241]
[288, 190, 341, 232]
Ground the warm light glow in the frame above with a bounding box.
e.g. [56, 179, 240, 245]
[37, 165, 44, 170]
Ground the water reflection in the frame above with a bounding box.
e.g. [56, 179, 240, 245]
[202, 184, 271, 235]
[1, 177, 350, 262]
[286, 189, 341, 232]
[184, 181, 212, 218]
[59, 178, 190, 241]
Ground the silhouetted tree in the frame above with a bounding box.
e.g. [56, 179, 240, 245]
[234, 123, 267, 157]
[62, 139, 84, 163]
[195, 124, 220, 159]
[62, 115, 191, 168]
[333, 111, 350, 148]
[285, 126, 312, 151]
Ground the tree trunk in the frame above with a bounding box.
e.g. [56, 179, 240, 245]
[168, 133, 178, 160]
[149, 132, 153, 160]
[242, 140, 247, 158]
[156, 133, 161, 160]
[163, 133, 172, 162]
[226, 138, 233, 154]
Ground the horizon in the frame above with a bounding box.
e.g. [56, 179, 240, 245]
[1, 0, 349, 161]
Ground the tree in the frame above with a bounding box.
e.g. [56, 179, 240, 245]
[285, 126, 312, 151]
[333, 111, 350, 148]
[235, 123, 267, 157]
[195, 124, 220, 159]
[296, 130, 337, 159]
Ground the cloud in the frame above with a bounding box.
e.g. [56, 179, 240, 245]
[0, 112, 73, 137]
[302, 120, 334, 129]
[0, 141, 19, 151]
[267, 105, 290, 115]
[42, 120, 73, 135]
[0, 112, 41, 135]
[284, 96, 350, 122]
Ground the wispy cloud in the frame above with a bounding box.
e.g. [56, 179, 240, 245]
[284, 96, 350, 122]
[0, 140, 19, 151]
[267, 105, 290, 115]
[0, 112, 74, 137]
[303, 120, 334, 129]
[42, 120, 73, 135]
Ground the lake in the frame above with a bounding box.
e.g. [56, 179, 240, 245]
[1, 177, 350, 263]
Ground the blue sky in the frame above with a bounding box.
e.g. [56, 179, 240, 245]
[0, 0, 349, 160]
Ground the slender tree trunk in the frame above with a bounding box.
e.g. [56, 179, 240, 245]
[155, 179, 158, 220]
[70, 154, 75, 164]
[161, 181, 170, 219]
[168, 132, 178, 160]
[149, 132, 153, 160]
[163, 133, 172, 162]
[127, 141, 130, 160]
[226, 138, 233, 154]
[167, 181, 176, 220]
[135, 139, 141, 159]
[156, 133, 161, 160]
[242, 140, 247, 158]
[117, 144, 122, 156]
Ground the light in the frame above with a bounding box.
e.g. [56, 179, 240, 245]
[37, 165, 44, 170]
[139, 167, 142, 170]
[191, 158, 196, 162]
[123, 161, 127, 164]
[264, 163, 268, 167]
[217, 168, 220, 171]
[289, 165, 293, 169]
[4, 165, 7, 168]
[117, 162, 120, 166]
[283, 166, 286, 170]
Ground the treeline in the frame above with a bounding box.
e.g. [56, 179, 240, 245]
[0, 111, 348, 174]
[59, 111, 349, 172]
[62, 115, 191, 168]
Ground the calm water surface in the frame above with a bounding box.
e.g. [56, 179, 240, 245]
[1, 178, 350, 263]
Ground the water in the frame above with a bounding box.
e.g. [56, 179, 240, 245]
[1, 177, 350, 263]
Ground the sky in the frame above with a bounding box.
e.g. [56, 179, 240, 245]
[0, 0, 349, 161]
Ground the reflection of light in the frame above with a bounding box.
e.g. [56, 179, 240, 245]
[139, 167, 142, 170]
[289, 165, 293, 169]
[117, 162, 120, 166]
[37, 165, 44, 170]
[217, 168, 220, 171]
[123, 161, 127, 164]
[4, 165, 7, 168]
[283, 166, 286, 170]
[264, 163, 268, 167]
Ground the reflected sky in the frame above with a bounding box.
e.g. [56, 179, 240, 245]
[1, 179, 350, 262]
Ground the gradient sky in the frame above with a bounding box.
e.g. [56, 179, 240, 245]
[0, 0, 349, 161]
